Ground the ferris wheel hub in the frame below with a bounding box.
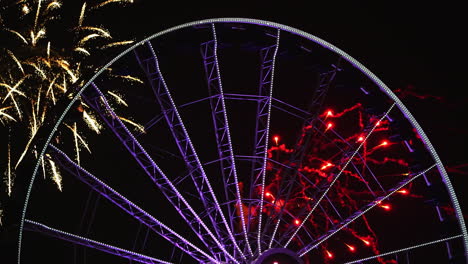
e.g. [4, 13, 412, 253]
[251, 248, 303, 264]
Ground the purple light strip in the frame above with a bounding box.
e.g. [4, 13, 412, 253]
[81, 83, 227, 263]
[297, 164, 437, 257]
[24, 220, 173, 264]
[46, 145, 216, 263]
[256, 29, 280, 254]
[284, 103, 396, 248]
[202, 23, 248, 258]
[344, 234, 463, 264]
[142, 41, 238, 263]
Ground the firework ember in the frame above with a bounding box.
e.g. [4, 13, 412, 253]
[0, 0, 137, 223]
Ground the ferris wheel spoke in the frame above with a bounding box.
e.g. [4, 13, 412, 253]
[342, 234, 463, 264]
[24, 219, 174, 264]
[314, 117, 386, 195]
[200, 23, 247, 258]
[134, 40, 241, 262]
[265, 61, 343, 248]
[283, 103, 396, 248]
[44, 145, 218, 263]
[80, 84, 238, 263]
[249, 28, 281, 254]
[296, 164, 437, 258]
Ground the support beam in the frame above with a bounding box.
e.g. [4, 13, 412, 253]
[265, 58, 343, 249]
[24, 219, 173, 264]
[133, 41, 240, 263]
[343, 234, 463, 264]
[283, 104, 396, 248]
[246, 29, 280, 254]
[46, 145, 217, 263]
[296, 164, 436, 257]
[80, 84, 234, 263]
[200, 23, 247, 258]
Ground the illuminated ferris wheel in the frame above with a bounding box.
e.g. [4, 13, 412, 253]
[18, 18, 467, 264]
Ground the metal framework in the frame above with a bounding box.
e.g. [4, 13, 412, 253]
[24, 220, 173, 264]
[296, 164, 436, 257]
[45, 144, 215, 263]
[282, 103, 396, 247]
[247, 29, 281, 254]
[80, 83, 235, 263]
[200, 24, 250, 257]
[264, 59, 343, 248]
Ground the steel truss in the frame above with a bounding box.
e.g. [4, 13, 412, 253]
[80, 83, 236, 263]
[24, 220, 173, 264]
[263, 58, 343, 248]
[245, 29, 281, 254]
[200, 24, 250, 257]
[297, 164, 437, 257]
[282, 104, 396, 248]
[133, 40, 242, 262]
[43, 145, 214, 263]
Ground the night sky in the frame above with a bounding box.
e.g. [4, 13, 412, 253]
[1, 1, 467, 263]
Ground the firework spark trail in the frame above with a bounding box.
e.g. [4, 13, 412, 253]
[117, 116, 145, 133]
[33, 0, 42, 31]
[5, 29, 29, 44]
[78, 26, 111, 38]
[1, 77, 28, 103]
[111, 74, 143, 84]
[101, 40, 135, 49]
[47, 155, 62, 191]
[258, 100, 420, 263]
[82, 110, 102, 134]
[107, 91, 128, 106]
[74, 47, 91, 56]
[36, 86, 42, 116]
[446, 163, 468, 175]
[78, 33, 107, 46]
[65, 122, 92, 153]
[45, 1, 61, 12]
[74, 122, 80, 164]
[1, 0, 136, 198]
[91, 0, 134, 10]
[0, 106, 17, 122]
[41, 156, 46, 179]
[321, 103, 362, 119]
[6, 50, 25, 74]
[365, 157, 409, 167]
[78, 2, 86, 27]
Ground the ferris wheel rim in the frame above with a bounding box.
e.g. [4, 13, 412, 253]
[17, 17, 468, 263]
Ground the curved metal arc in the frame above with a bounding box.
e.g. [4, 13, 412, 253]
[24, 220, 174, 264]
[19, 17, 467, 264]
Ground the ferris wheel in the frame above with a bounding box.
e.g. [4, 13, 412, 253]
[17, 18, 467, 264]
